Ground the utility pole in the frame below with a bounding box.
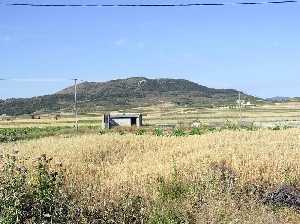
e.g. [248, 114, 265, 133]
[238, 91, 242, 126]
[74, 78, 78, 131]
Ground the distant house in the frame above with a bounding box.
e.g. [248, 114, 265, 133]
[244, 101, 256, 108]
[102, 113, 143, 129]
[31, 112, 41, 119]
[236, 100, 256, 108]
[1, 114, 7, 120]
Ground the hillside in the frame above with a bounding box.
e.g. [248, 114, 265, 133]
[265, 96, 291, 102]
[0, 77, 258, 115]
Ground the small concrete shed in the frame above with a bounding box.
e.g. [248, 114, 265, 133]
[102, 113, 143, 129]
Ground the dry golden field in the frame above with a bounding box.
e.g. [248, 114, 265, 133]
[2, 128, 300, 223]
[1, 102, 300, 223]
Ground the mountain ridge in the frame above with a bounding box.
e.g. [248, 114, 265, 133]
[0, 77, 259, 115]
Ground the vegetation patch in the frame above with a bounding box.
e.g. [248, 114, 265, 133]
[0, 127, 73, 143]
[0, 153, 76, 223]
[1, 152, 300, 223]
[1, 129, 300, 223]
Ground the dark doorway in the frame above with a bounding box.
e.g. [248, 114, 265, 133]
[131, 117, 137, 126]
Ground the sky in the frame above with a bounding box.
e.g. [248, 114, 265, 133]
[0, 0, 300, 99]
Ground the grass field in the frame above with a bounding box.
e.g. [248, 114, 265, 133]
[1, 102, 300, 129]
[1, 102, 300, 223]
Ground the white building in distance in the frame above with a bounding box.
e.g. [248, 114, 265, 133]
[102, 113, 143, 129]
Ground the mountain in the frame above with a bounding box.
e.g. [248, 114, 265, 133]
[0, 77, 259, 115]
[265, 97, 292, 102]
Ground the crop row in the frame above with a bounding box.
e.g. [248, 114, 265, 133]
[0, 126, 70, 142]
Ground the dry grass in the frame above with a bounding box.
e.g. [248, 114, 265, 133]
[2, 129, 300, 222]
[2, 102, 300, 129]
[0, 116, 99, 128]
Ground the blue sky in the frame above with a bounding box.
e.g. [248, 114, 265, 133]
[0, 0, 300, 99]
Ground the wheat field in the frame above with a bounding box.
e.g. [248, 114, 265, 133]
[2, 128, 300, 223]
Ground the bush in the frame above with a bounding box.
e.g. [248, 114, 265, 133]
[172, 129, 186, 137]
[98, 129, 107, 135]
[0, 154, 28, 223]
[157, 161, 188, 201]
[243, 122, 258, 131]
[0, 153, 75, 223]
[148, 207, 188, 224]
[206, 160, 237, 194]
[189, 128, 204, 136]
[136, 129, 146, 136]
[271, 124, 290, 131]
[154, 128, 164, 136]
[30, 154, 74, 223]
[80, 195, 148, 223]
[223, 120, 240, 131]
[151, 160, 190, 224]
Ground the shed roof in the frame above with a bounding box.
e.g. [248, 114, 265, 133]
[108, 113, 142, 118]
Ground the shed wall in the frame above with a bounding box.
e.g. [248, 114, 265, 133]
[111, 118, 132, 127]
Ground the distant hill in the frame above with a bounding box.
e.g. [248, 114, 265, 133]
[0, 77, 259, 115]
[265, 97, 292, 102]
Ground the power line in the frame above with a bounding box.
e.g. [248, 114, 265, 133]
[3, 1, 299, 7]
[0, 78, 85, 82]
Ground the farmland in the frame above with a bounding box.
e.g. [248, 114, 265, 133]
[1, 102, 300, 129]
[1, 102, 300, 223]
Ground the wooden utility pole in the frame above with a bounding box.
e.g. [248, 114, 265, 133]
[74, 78, 78, 131]
[238, 91, 242, 126]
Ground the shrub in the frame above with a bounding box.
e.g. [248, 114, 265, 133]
[244, 122, 258, 131]
[172, 129, 186, 137]
[189, 128, 204, 136]
[223, 120, 240, 131]
[80, 195, 148, 223]
[148, 207, 188, 224]
[272, 125, 281, 131]
[154, 128, 164, 136]
[0, 154, 29, 223]
[0, 153, 76, 223]
[98, 129, 107, 135]
[157, 161, 188, 201]
[151, 162, 190, 224]
[271, 124, 290, 131]
[118, 129, 126, 135]
[136, 129, 146, 136]
[207, 160, 237, 194]
[30, 154, 74, 223]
